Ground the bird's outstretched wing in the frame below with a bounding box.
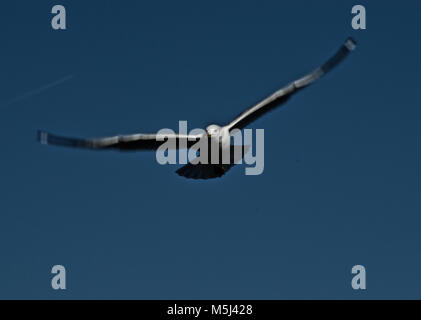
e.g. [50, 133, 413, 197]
[226, 37, 357, 131]
[37, 130, 203, 151]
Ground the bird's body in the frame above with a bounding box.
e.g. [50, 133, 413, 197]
[38, 38, 357, 179]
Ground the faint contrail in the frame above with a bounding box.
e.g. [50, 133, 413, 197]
[1, 74, 75, 108]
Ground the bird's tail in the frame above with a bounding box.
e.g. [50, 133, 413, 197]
[176, 145, 250, 179]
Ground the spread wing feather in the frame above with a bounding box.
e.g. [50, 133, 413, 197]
[227, 38, 357, 131]
[37, 130, 203, 151]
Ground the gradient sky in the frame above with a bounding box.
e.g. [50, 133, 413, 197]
[1, 0, 421, 299]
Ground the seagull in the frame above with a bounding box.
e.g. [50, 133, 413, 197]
[38, 37, 357, 179]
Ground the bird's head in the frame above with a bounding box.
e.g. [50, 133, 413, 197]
[206, 124, 221, 138]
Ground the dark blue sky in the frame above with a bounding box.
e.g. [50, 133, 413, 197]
[1, 1, 421, 299]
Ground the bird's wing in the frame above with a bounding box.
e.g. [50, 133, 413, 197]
[226, 37, 357, 131]
[37, 130, 203, 151]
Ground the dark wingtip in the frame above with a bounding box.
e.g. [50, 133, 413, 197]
[345, 37, 357, 51]
[37, 130, 49, 145]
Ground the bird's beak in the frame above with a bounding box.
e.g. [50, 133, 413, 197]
[207, 132, 211, 138]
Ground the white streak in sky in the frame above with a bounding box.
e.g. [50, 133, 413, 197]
[1, 74, 75, 108]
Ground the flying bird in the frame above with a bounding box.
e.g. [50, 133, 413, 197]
[38, 38, 357, 179]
